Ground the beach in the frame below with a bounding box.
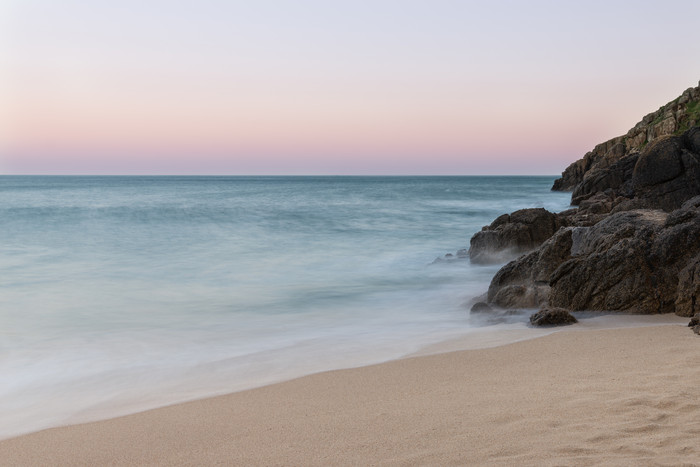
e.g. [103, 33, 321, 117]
[2, 320, 697, 466]
[0, 176, 572, 440]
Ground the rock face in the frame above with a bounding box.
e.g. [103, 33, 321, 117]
[553, 82, 700, 193]
[567, 129, 700, 212]
[469, 81, 700, 320]
[529, 307, 577, 326]
[548, 210, 670, 313]
[487, 227, 573, 308]
[469, 208, 563, 264]
[676, 255, 700, 318]
[484, 197, 700, 315]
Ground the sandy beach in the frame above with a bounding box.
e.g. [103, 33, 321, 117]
[1, 321, 698, 466]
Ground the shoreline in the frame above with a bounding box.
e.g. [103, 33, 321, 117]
[2, 318, 697, 465]
[0, 313, 685, 442]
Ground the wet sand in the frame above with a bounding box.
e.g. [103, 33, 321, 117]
[1, 322, 698, 466]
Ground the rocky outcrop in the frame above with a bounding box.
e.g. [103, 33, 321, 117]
[553, 82, 700, 193]
[529, 307, 577, 326]
[548, 210, 671, 313]
[486, 227, 573, 308]
[689, 313, 700, 334]
[567, 128, 700, 212]
[676, 255, 700, 318]
[468, 81, 700, 321]
[469, 208, 563, 264]
[484, 197, 700, 315]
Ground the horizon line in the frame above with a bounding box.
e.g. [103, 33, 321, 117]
[0, 173, 563, 177]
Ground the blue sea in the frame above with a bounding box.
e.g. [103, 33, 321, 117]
[0, 176, 572, 438]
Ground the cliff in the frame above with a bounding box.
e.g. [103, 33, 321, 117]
[553, 82, 700, 197]
[469, 80, 700, 327]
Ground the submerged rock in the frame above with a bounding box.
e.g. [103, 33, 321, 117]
[469, 208, 563, 264]
[529, 307, 578, 326]
[470, 302, 493, 313]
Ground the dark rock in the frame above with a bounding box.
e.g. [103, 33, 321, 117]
[627, 135, 700, 211]
[548, 210, 670, 313]
[482, 172, 700, 316]
[547, 203, 700, 315]
[487, 228, 574, 308]
[686, 126, 700, 153]
[566, 129, 700, 214]
[469, 208, 562, 264]
[476, 86, 700, 320]
[529, 307, 578, 326]
[470, 302, 493, 313]
[557, 207, 608, 227]
[633, 136, 684, 186]
[694, 324, 700, 335]
[571, 153, 639, 206]
[688, 313, 700, 327]
[553, 83, 700, 193]
[676, 255, 700, 317]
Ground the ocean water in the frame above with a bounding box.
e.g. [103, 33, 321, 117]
[0, 175, 572, 439]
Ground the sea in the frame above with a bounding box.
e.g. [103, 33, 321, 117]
[0, 175, 573, 439]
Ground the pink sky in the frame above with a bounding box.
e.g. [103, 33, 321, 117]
[2, 1, 699, 175]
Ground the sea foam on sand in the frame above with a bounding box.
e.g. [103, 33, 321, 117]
[1, 316, 697, 466]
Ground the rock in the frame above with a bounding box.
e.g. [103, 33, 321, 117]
[557, 207, 608, 227]
[432, 249, 470, 264]
[487, 228, 573, 308]
[529, 307, 578, 326]
[694, 325, 700, 335]
[552, 83, 700, 193]
[571, 154, 638, 206]
[688, 313, 700, 327]
[470, 302, 493, 313]
[567, 129, 700, 213]
[548, 210, 670, 313]
[475, 83, 700, 320]
[482, 151, 700, 316]
[468, 208, 562, 264]
[676, 255, 700, 317]
[548, 202, 700, 315]
[627, 134, 700, 211]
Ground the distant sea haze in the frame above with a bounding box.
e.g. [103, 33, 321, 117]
[0, 175, 571, 439]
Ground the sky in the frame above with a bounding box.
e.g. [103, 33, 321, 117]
[1, 0, 699, 175]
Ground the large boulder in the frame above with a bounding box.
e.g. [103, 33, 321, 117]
[469, 208, 563, 264]
[548, 210, 669, 313]
[529, 306, 578, 326]
[570, 128, 700, 213]
[484, 198, 700, 315]
[487, 227, 574, 308]
[549, 199, 700, 314]
[625, 132, 700, 212]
